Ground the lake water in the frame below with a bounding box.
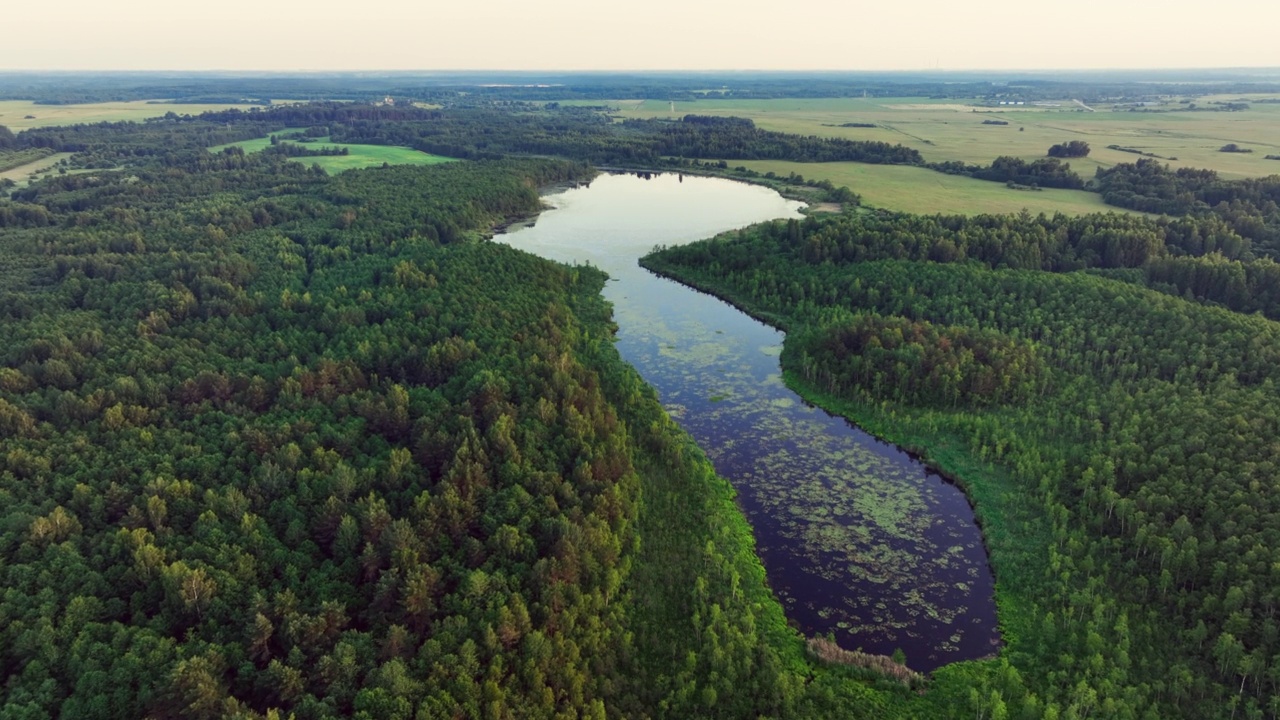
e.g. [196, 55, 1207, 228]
[496, 172, 999, 672]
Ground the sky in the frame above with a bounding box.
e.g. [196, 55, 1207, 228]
[2, 0, 1277, 72]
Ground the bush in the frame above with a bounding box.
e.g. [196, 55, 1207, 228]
[1047, 140, 1090, 158]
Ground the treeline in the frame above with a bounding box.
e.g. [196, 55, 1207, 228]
[0, 147, 54, 173]
[643, 210, 1280, 718]
[5, 70, 1280, 105]
[1047, 141, 1090, 158]
[928, 156, 1086, 189]
[1095, 159, 1280, 215]
[1094, 159, 1280, 254]
[649, 116, 923, 164]
[755, 210, 1280, 321]
[770, 209, 1245, 270]
[266, 141, 350, 158]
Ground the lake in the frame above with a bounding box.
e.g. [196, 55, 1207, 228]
[496, 171, 999, 672]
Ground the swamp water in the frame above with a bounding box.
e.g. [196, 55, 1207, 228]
[496, 172, 999, 671]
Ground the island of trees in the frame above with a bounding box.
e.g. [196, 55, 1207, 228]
[1047, 141, 1091, 158]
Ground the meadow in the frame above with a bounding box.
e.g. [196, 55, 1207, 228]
[209, 133, 454, 173]
[0, 152, 74, 187]
[0, 100, 272, 130]
[593, 95, 1280, 180]
[733, 159, 1136, 216]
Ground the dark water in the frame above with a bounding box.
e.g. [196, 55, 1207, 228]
[496, 172, 999, 672]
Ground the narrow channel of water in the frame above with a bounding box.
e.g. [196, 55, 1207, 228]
[496, 172, 999, 671]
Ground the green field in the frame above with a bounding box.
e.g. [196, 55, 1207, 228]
[593, 95, 1280, 180]
[209, 134, 455, 173]
[0, 100, 277, 130]
[733, 159, 1144, 216]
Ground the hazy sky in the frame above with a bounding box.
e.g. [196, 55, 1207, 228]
[3, 0, 1276, 71]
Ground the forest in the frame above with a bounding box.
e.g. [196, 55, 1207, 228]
[1093, 159, 1280, 255]
[4, 91, 1280, 719]
[0, 100, 993, 720]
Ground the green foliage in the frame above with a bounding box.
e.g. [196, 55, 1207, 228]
[926, 156, 1086, 190]
[0, 149, 660, 717]
[1094, 159, 1280, 254]
[1047, 141, 1090, 159]
[790, 314, 1043, 408]
[678, 208, 1280, 323]
[0, 108, 957, 718]
[21, 92, 1280, 719]
[645, 206, 1280, 718]
[0, 147, 53, 173]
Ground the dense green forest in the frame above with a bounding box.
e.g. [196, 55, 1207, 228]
[644, 208, 1280, 719]
[0, 105, 990, 719]
[746, 208, 1280, 321]
[1094, 159, 1280, 254]
[6, 94, 1280, 718]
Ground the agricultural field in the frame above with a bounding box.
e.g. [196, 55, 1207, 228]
[733, 160, 1141, 216]
[595, 95, 1280, 180]
[0, 100, 273, 130]
[209, 133, 455, 173]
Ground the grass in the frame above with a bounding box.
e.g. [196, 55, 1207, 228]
[208, 134, 455, 173]
[0, 100, 275, 130]
[0, 148, 54, 173]
[207, 129, 309, 155]
[0, 152, 75, 187]
[591, 95, 1280, 180]
[732, 159, 1140, 216]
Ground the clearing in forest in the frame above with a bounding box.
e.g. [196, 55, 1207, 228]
[209, 134, 455, 173]
[730, 159, 1144, 216]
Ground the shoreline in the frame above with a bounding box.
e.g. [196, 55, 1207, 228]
[639, 254, 1009, 607]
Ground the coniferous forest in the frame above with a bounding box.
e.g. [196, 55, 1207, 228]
[2, 96, 1280, 719]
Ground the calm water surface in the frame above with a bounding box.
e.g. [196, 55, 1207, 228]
[496, 173, 999, 671]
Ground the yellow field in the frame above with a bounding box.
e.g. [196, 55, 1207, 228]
[733, 160, 1145, 216]
[593, 96, 1280, 180]
[0, 152, 75, 187]
[0, 100, 274, 130]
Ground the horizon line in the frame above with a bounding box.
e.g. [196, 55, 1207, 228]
[2, 66, 1280, 75]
